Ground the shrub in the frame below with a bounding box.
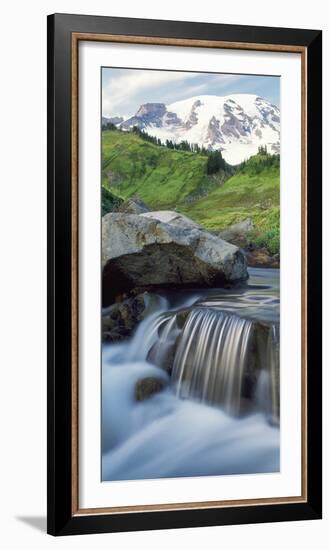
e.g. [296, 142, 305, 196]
[102, 187, 123, 216]
[251, 227, 280, 256]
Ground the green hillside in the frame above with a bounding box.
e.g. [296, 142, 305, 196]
[102, 129, 230, 209]
[179, 154, 280, 254]
[102, 128, 280, 254]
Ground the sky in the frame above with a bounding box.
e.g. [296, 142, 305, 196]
[102, 67, 280, 120]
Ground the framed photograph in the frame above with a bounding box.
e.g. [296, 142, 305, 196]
[47, 13, 322, 536]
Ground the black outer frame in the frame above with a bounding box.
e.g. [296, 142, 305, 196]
[47, 13, 322, 536]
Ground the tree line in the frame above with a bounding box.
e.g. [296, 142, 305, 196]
[130, 127, 229, 175]
[238, 145, 280, 174]
[103, 122, 280, 176]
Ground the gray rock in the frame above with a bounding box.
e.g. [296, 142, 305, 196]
[120, 103, 168, 130]
[102, 211, 248, 304]
[140, 210, 200, 229]
[245, 248, 280, 268]
[206, 115, 225, 145]
[135, 377, 166, 401]
[102, 292, 147, 342]
[185, 99, 202, 130]
[116, 197, 149, 215]
[218, 218, 254, 248]
[102, 291, 163, 342]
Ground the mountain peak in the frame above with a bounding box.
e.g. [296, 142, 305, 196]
[114, 94, 280, 165]
[135, 102, 166, 117]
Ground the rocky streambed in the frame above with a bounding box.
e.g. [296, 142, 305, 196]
[101, 209, 280, 481]
[102, 270, 280, 419]
[101, 268, 280, 481]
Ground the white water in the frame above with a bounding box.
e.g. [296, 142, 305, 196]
[102, 270, 280, 481]
[102, 348, 279, 481]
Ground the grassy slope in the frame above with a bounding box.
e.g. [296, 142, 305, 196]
[102, 129, 280, 254]
[102, 129, 216, 209]
[180, 155, 280, 254]
[180, 156, 279, 229]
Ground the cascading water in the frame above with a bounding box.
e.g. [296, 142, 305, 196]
[147, 307, 279, 418]
[171, 309, 253, 414]
[102, 268, 280, 481]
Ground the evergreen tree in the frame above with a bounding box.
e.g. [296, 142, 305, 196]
[103, 121, 117, 131]
[206, 150, 225, 174]
[258, 144, 268, 155]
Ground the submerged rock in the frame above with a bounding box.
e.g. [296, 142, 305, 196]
[135, 377, 166, 401]
[102, 211, 248, 304]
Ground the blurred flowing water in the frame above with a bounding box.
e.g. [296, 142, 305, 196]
[102, 268, 280, 481]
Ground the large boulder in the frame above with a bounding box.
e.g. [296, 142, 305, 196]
[140, 210, 200, 229]
[102, 211, 248, 304]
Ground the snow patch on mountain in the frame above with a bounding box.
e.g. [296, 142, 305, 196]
[110, 94, 280, 165]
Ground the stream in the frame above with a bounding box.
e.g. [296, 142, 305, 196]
[102, 268, 280, 481]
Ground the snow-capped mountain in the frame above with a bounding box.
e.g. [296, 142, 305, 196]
[104, 94, 280, 165]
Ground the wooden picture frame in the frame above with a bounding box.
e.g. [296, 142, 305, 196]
[47, 13, 322, 536]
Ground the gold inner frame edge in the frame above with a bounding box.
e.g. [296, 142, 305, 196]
[71, 32, 308, 516]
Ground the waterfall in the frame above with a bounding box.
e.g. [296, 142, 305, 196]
[142, 305, 279, 418]
[102, 270, 281, 481]
[171, 309, 253, 414]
